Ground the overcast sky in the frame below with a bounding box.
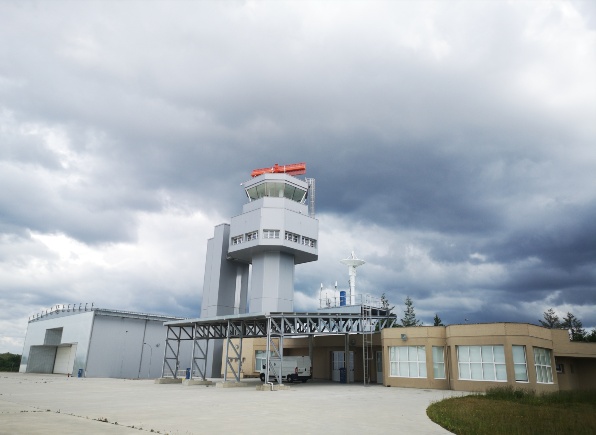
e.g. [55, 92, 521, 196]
[1, 1, 595, 354]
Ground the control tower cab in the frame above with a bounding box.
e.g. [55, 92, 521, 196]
[229, 170, 318, 312]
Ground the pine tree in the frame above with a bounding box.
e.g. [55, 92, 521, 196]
[561, 312, 586, 341]
[433, 314, 444, 326]
[539, 308, 561, 328]
[401, 296, 421, 327]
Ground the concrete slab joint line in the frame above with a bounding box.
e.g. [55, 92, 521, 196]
[0, 373, 459, 434]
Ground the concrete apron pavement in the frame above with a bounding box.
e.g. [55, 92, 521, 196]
[0, 373, 465, 434]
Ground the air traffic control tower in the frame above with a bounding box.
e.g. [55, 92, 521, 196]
[200, 163, 318, 375]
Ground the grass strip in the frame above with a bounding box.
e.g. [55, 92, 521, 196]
[427, 387, 596, 435]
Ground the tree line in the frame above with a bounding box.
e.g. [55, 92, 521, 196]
[0, 353, 21, 372]
[388, 296, 596, 342]
[539, 308, 596, 342]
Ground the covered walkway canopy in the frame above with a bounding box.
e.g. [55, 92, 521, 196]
[161, 311, 397, 384]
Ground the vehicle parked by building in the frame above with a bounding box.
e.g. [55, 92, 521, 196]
[259, 356, 312, 383]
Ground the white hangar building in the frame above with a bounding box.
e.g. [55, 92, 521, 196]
[20, 305, 185, 378]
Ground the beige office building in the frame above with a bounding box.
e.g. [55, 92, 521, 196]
[228, 323, 596, 392]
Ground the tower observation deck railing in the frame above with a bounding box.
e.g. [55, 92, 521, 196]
[319, 293, 387, 310]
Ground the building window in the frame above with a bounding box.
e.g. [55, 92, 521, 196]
[432, 346, 445, 379]
[245, 181, 307, 204]
[245, 231, 258, 242]
[285, 231, 299, 243]
[301, 236, 316, 248]
[534, 347, 554, 384]
[263, 230, 280, 239]
[389, 346, 427, 378]
[556, 363, 564, 374]
[231, 235, 243, 245]
[457, 345, 506, 381]
[512, 345, 528, 382]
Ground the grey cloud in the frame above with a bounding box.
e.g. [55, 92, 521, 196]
[1, 1, 595, 352]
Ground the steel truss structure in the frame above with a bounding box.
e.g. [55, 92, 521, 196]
[161, 311, 397, 384]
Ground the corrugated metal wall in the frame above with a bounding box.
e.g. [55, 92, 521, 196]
[86, 316, 170, 378]
[26, 346, 57, 373]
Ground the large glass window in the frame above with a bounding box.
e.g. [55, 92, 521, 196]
[533, 347, 554, 384]
[512, 345, 528, 382]
[246, 181, 306, 203]
[246, 186, 258, 201]
[245, 231, 258, 242]
[389, 346, 426, 378]
[267, 182, 285, 198]
[457, 345, 506, 381]
[231, 235, 243, 245]
[432, 346, 445, 379]
[256, 183, 267, 198]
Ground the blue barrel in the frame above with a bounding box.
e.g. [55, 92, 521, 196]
[185, 368, 191, 379]
[77, 368, 83, 378]
[340, 291, 346, 306]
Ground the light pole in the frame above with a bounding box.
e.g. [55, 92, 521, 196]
[143, 343, 153, 378]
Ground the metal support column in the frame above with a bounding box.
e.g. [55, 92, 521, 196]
[191, 324, 209, 381]
[161, 326, 182, 378]
[344, 333, 350, 384]
[265, 316, 284, 384]
[224, 320, 244, 382]
[308, 335, 314, 376]
[362, 295, 373, 385]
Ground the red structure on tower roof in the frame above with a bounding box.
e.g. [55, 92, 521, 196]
[250, 162, 306, 178]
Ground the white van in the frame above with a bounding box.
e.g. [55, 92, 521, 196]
[259, 356, 312, 383]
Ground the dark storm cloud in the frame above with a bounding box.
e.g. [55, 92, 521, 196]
[1, 1, 595, 352]
[488, 200, 596, 269]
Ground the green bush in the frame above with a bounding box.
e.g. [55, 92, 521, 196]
[0, 353, 21, 372]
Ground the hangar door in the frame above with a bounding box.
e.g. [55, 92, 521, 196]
[53, 345, 77, 374]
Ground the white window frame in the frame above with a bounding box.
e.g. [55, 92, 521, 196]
[245, 231, 258, 242]
[512, 345, 528, 382]
[533, 347, 554, 384]
[231, 235, 243, 245]
[457, 345, 507, 382]
[285, 231, 299, 243]
[389, 346, 427, 378]
[301, 236, 316, 248]
[263, 230, 280, 239]
[432, 346, 446, 379]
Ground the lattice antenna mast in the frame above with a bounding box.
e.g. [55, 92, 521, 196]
[306, 178, 316, 217]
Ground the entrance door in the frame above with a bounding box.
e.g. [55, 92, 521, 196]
[53, 346, 71, 374]
[331, 351, 354, 382]
[53, 345, 77, 375]
[376, 351, 383, 384]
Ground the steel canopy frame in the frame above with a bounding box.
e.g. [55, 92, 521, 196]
[160, 312, 397, 382]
